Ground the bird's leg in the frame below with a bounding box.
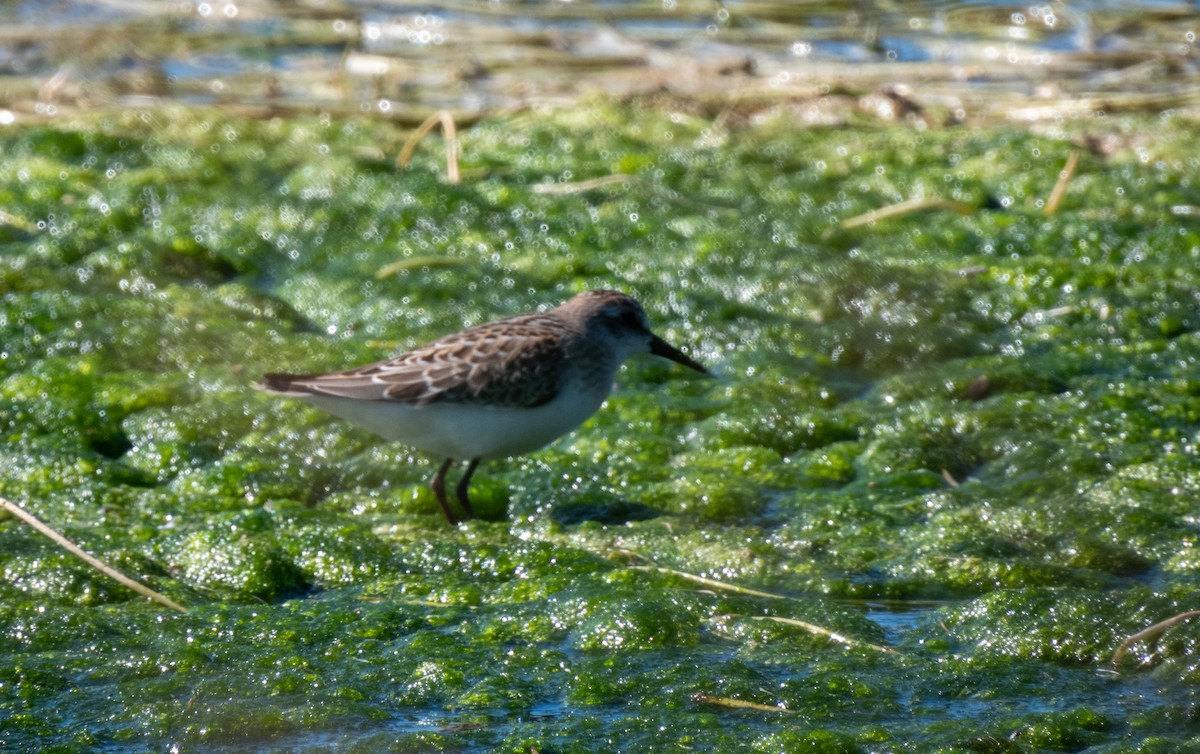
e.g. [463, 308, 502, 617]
[431, 458, 459, 525]
[455, 457, 480, 519]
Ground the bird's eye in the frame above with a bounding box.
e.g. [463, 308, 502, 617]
[619, 310, 643, 330]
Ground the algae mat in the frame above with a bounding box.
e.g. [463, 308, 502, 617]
[2, 104, 1200, 751]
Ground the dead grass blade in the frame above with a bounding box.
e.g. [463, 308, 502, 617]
[396, 110, 460, 183]
[1044, 150, 1080, 215]
[1112, 609, 1200, 666]
[629, 564, 788, 600]
[631, 565, 900, 656]
[376, 254, 468, 279]
[691, 693, 790, 713]
[839, 197, 974, 229]
[531, 174, 634, 194]
[751, 615, 901, 656]
[0, 496, 187, 613]
[0, 209, 36, 232]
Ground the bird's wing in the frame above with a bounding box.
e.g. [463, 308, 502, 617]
[258, 313, 572, 408]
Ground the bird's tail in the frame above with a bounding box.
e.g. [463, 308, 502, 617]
[254, 372, 317, 395]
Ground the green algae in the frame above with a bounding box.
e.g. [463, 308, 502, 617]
[3, 103, 1200, 751]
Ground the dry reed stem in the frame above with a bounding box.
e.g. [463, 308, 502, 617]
[376, 254, 468, 278]
[751, 615, 900, 655]
[691, 694, 790, 713]
[839, 197, 974, 229]
[1112, 609, 1200, 666]
[1044, 150, 1080, 215]
[396, 110, 460, 183]
[0, 209, 35, 232]
[629, 564, 788, 600]
[632, 565, 899, 655]
[0, 496, 187, 613]
[531, 174, 634, 194]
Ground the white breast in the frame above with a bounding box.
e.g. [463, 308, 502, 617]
[301, 373, 613, 460]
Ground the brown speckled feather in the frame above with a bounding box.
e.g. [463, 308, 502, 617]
[264, 313, 574, 408]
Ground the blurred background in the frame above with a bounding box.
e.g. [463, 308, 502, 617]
[3, 0, 1199, 124]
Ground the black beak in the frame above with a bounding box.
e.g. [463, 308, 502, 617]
[649, 335, 709, 375]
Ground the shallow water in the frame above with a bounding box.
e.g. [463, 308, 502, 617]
[2, 0, 1199, 120]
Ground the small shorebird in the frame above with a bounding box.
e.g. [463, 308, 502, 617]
[256, 290, 707, 524]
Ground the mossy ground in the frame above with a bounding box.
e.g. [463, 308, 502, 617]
[2, 102, 1200, 751]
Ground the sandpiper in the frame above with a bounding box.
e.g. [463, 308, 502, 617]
[256, 290, 707, 524]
